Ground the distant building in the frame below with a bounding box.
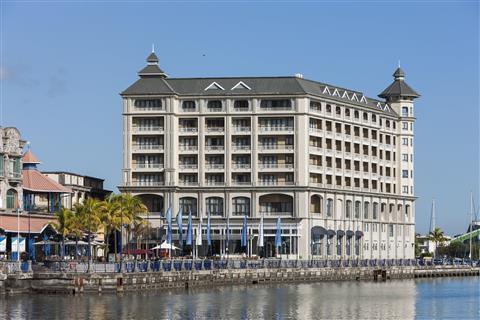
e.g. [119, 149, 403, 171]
[417, 234, 451, 256]
[43, 172, 112, 209]
[0, 127, 25, 211]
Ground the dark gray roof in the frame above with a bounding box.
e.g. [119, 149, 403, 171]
[138, 64, 166, 76]
[146, 52, 159, 63]
[122, 76, 399, 115]
[378, 67, 420, 99]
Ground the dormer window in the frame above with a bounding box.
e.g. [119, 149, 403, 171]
[204, 82, 225, 91]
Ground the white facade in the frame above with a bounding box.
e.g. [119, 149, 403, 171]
[121, 54, 419, 260]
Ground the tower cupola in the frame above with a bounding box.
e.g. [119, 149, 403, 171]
[138, 47, 167, 78]
[378, 67, 419, 102]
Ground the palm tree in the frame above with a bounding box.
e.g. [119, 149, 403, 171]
[132, 219, 150, 254]
[74, 198, 104, 262]
[100, 194, 122, 260]
[118, 193, 148, 256]
[51, 208, 74, 259]
[428, 227, 446, 259]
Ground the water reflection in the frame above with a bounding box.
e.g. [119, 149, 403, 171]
[1, 278, 478, 320]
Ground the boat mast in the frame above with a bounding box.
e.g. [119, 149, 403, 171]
[469, 192, 473, 260]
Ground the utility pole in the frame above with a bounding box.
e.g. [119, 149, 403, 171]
[469, 192, 473, 262]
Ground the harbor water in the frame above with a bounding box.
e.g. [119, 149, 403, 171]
[0, 277, 478, 319]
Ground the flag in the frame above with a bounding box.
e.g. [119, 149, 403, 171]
[275, 217, 282, 248]
[176, 207, 183, 244]
[207, 211, 212, 247]
[258, 215, 264, 247]
[186, 209, 193, 246]
[241, 215, 247, 247]
[196, 220, 202, 246]
[166, 207, 172, 244]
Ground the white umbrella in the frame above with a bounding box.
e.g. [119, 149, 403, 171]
[151, 241, 180, 250]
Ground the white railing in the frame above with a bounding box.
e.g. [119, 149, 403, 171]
[258, 163, 294, 169]
[179, 181, 198, 186]
[232, 181, 251, 185]
[134, 163, 164, 169]
[232, 164, 251, 169]
[233, 126, 251, 132]
[132, 126, 164, 132]
[258, 181, 295, 186]
[132, 181, 164, 186]
[132, 144, 164, 151]
[259, 126, 294, 132]
[207, 107, 225, 112]
[179, 164, 198, 170]
[179, 127, 198, 133]
[260, 211, 293, 216]
[205, 145, 224, 151]
[134, 106, 163, 112]
[259, 144, 294, 151]
[260, 106, 293, 111]
[205, 127, 225, 133]
[205, 181, 225, 186]
[179, 145, 198, 151]
[206, 164, 224, 169]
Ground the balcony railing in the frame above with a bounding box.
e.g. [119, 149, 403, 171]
[233, 126, 251, 132]
[205, 145, 224, 151]
[134, 163, 164, 169]
[258, 181, 295, 186]
[179, 145, 198, 151]
[259, 126, 294, 132]
[132, 181, 164, 186]
[205, 127, 225, 133]
[205, 181, 225, 186]
[179, 127, 198, 133]
[232, 163, 251, 169]
[260, 106, 293, 111]
[179, 164, 198, 170]
[207, 107, 225, 112]
[132, 126, 164, 133]
[233, 106, 251, 112]
[232, 181, 251, 186]
[132, 144, 164, 152]
[206, 164, 224, 170]
[232, 145, 251, 151]
[179, 181, 199, 186]
[134, 106, 163, 112]
[259, 211, 293, 216]
[8, 172, 21, 179]
[258, 163, 294, 169]
[259, 144, 294, 151]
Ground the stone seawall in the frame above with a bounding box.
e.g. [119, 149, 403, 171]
[1, 266, 478, 295]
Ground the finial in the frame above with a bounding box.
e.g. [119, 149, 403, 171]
[26, 141, 31, 150]
[398, 60, 401, 68]
[152, 43, 155, 53]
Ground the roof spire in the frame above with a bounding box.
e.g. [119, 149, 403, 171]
[398, 60, 401, 68]
[152, 43, 155, 53]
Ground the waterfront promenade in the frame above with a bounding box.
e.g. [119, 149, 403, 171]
[0, 259, 478, 294]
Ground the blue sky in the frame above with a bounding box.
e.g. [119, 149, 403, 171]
[1, 2, 478, 235]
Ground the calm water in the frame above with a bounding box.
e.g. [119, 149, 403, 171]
[0, 278, 478, 319]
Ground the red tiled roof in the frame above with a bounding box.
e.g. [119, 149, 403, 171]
[22, 150, 41, 164]
[22, 169, 71, 193]
[0, 214, 55, 233]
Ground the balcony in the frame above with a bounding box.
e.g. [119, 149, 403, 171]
[131, 181, 164, 187]
[205, 164, 225, 170]
[179, 127, 198, 134]
[309, 146, 322, 154]
[132, 144, 164, 152]
[232, 126, 251, 133]
[132, 126, 164, 133]
[8, 172, 21, 180]
[309, 182, 324, 188]
[258, 163, 294, 170]
[179, 181, 199, 186]
[258, 181, 295, 186]
[232, 145, 251, 152]
[309, 165, 322, 172]
[133, 163, 164, 170]
[232, 181, 252, 186]
[232, 163, 251, 170]
[309, 128, 323, 136]
[259, 211, 293, 217]
[179, 164, 198, 170]
[259, 126, 294, 133]
[205, 127, 225, 134]
[179, 145, 198, 152]
[258, 144, 294, 152]
[205, 181, 225, 186]
[207, 107, 225, 113]
[205, 145, 224, 152]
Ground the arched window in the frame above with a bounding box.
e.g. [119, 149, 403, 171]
[363, 112, 368, 121]
[346, 200, 352, 218]
[381, 203, 387, 220]
[335, 106, 341, 115]
[354, 201, 361, 219]
[372, 114, 377, 122]
[354, 111, 359, 119]
[232, 197, 250, 216]
[336, 199, 343, 219]
[364, 202, 370, 219]
[326, 198, 333, 217]
[179, 197, 197, 216]
[206, 197, 223, 215]
[373, 202, 379, 220]
[405, 205, 410, 218]
[6, 189, 17, 209]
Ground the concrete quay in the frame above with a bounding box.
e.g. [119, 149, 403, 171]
[0, 264, 478, 295]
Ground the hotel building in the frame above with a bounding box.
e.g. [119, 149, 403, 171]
[120, 52, 420, 259]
